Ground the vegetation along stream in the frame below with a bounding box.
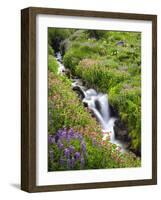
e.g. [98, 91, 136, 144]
[48, 28, 141, 171]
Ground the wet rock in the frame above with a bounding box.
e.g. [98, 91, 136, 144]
[88, 109, 96, 118]
[114, 119, 141, 156]
[95, 100, 101, 113]
[123, 142, 131, 149]
[83, 101, 88, 107]
[72, 79, 83, 87]
[109, 104, 119, 118]
[130, 147, 141, 157]
[116, 41, 125, 46]
[72, 86, 85, 99]
[64, 68, 71, 78]
[114, 119, 131, 145]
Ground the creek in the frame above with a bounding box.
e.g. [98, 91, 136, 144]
[56, 52, 126, 151]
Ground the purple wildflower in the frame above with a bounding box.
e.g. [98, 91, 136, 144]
[81, 142, 86, 153]
[62, 127, 67, 133]
[64, 148, 70, 159]
[61, 130, 66, 138]
[69, 145, 75, 153]
[55, 134, 59, 143]
[59, 158, 65, 167]
[66, 134, 71, 143]
[68, 128, 74, 137]
[49, 128, 88, 170]
[58, 141, 64, 150]
[78, 134, 83, 141]
[74, 152, 80, 160]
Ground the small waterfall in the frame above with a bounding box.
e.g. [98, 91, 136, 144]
[99, 94, 110, 123]
[83, 91, 117, 143]
[55, 52, 124, 150]
[56, 52, 65, 75]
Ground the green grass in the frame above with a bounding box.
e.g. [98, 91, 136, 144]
[48, 55, 59, 75]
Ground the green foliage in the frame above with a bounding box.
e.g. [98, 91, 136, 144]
[48, 28, 74, 52]
[86, 30, 107, 39]
[61, 29, 141, 152]
[48, 69, 140, 169]
[48, 44, 54, 55]
[109, 83, 141, 150]
[48, 71, 101, 134]
[48, 28, 141, 168]
[48, 55, 59, 74]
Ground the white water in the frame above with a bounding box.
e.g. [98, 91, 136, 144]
[56, 52, 66, 75]
[56, 52, 124, 150]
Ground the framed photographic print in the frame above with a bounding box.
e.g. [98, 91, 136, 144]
[21, 7, 157, 192]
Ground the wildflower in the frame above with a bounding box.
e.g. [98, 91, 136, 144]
[81, 142, 86, 153]
[69, 145, 75, 153]
[78, 134, 83, 141]
[74, 152, 80, 160]
[68, 128, 74, 137]
[59, 158, 65, 167]
[57, 129, 62, 136]
[64, 148, 70, 159]
[58, 141, 64, 149]
[55, 134, 59, 143]
[66, 134, 71, 143]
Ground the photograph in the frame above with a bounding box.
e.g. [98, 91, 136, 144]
[48, 28, 141, 171]
[21, 7, 157, 192]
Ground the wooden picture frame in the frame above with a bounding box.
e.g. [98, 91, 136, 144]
[21, 7, 157, 192]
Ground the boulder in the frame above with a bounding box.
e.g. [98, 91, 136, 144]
[114, 119, 131, 144]
[72, 86, 85, 99]
[64, 68, 71, 78]
[109, 104, 119, 118]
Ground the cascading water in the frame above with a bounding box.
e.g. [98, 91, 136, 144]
[55, 52, 124, 150]
[82, 90, 123, 148]
[56, 52, 66, 74]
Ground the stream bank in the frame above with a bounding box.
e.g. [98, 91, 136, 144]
[56, 52, 133, 153]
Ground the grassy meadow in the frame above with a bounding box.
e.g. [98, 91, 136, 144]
[48, 28, 141, 171]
